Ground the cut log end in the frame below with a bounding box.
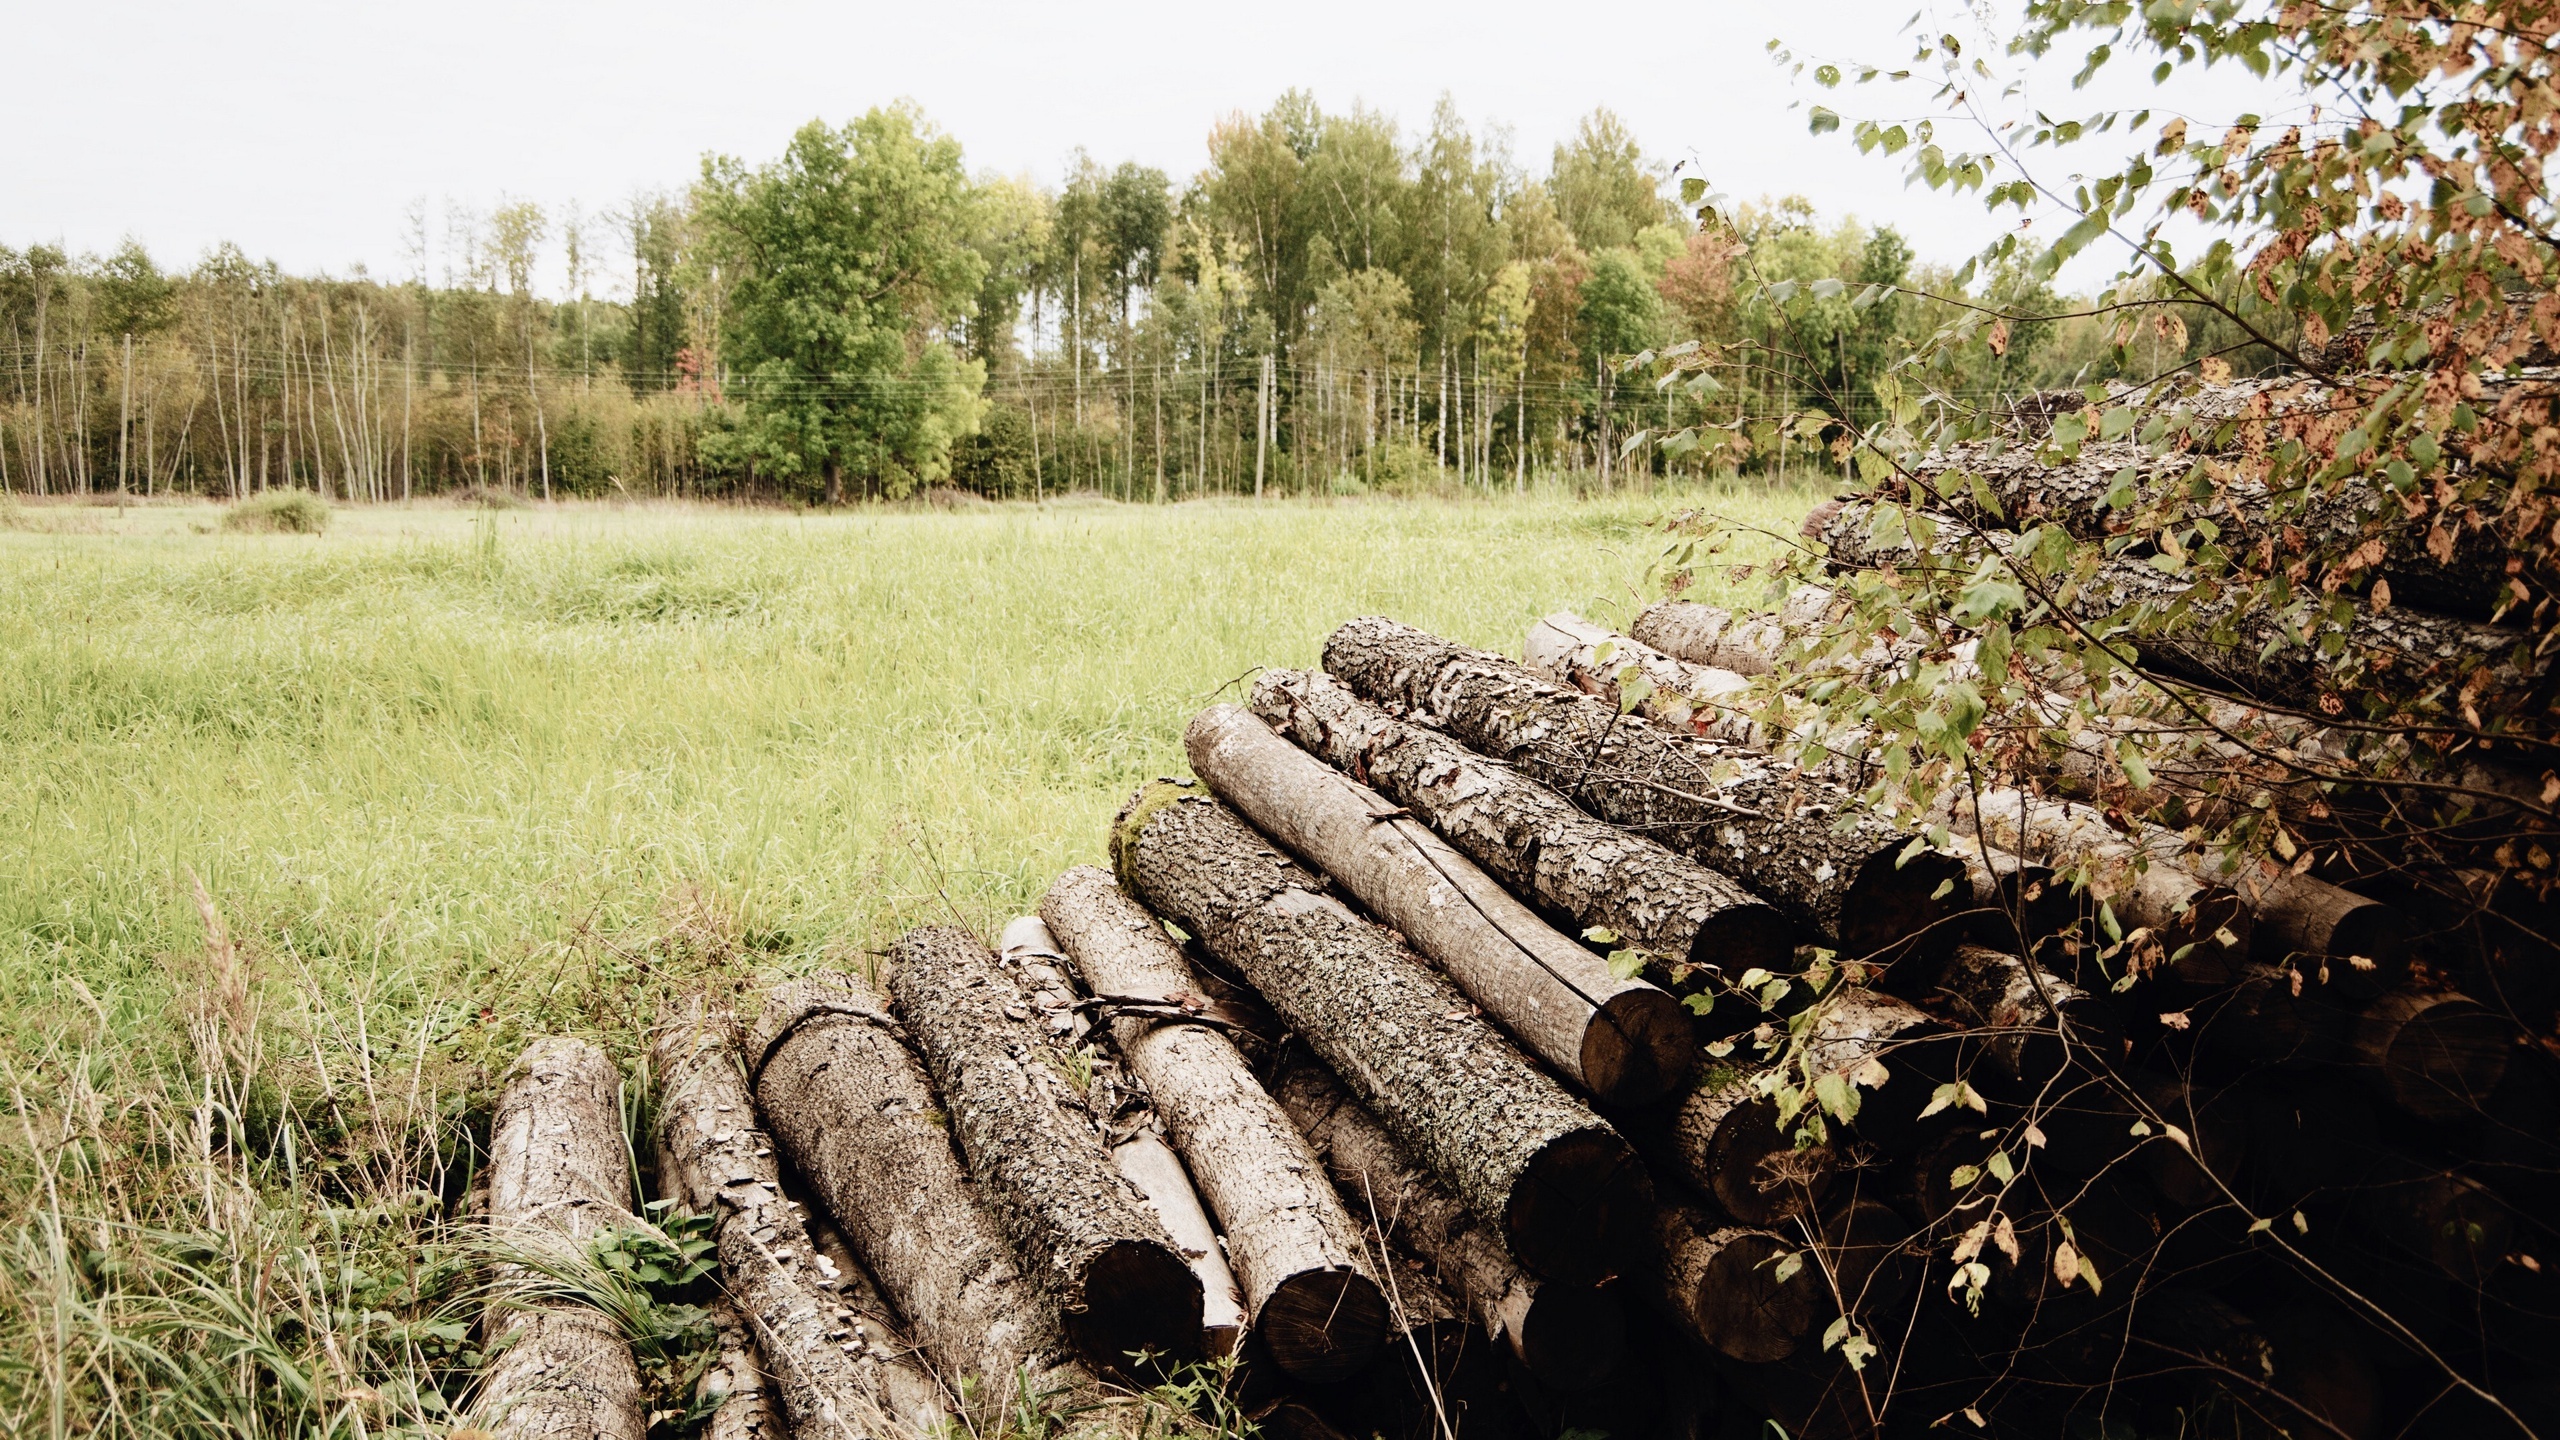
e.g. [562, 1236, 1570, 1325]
[1257, 1266, 1392, 1385]
[1583, 988, 1698, 1108]
[1844, 848, 1969, 962]
[1067, 1238, 1207, 1370]
[1505, 1127, 1652, 1285]
[1514, 1282, 1630, 1390]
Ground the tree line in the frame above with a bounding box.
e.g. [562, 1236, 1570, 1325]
[0, 93, 2247, 505]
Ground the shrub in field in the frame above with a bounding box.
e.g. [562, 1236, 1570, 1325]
[219, 491, 331, 535]
[450, 483, 530, 510]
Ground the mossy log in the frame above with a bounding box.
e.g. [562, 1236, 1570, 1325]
[1111, 780, 1652, 1285]
[1037, 867, 1388, 1384]
[886, 925, 1204, 1373]
[751, 974, 1081, 1395]
[1318, 616, 1964, 959]
[653, 1009, 947, 1440]
[475, 1038, 647, 1440]
[1250, 667, 1793, 980]
[1649, 1201, 1820, 1364]
[1632, 1066, 1836, 1227]
[1186, 702, 1694, 1104]
[1269, 1050, 1628, 1391]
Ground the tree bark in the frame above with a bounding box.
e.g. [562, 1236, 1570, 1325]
[1113, 780, 1651, 1285]
[2349, 987, 2518, 1123]
[1952, 786, 2256, 989]
[653, 1008, 947, 1440]
[475, 1038, 647, 1440]
[1270, 1051, 1628, 1392]
[1633, 590, 1838, 676]
[1037, 868, 1388, 1383]
[1318, 617, 1965, 960]
[1948, 832, 2074, 951]
[751, 974, 1081, 1396]
[1649, 1201, 1819, 1364]
[1186, 702, 1693, 1104]
[1631, 1066, 1837, 1226]
[1251, 667, 1792, 980]
[885, 926, 1203, 1372]
[701, 1302, 781, 1440]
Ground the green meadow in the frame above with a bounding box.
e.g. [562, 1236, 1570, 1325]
[0, 488, 1814, 1435]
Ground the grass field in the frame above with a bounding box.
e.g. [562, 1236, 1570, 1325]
[0, 485, 1817, 1437]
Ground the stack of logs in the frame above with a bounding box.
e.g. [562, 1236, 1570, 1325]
[465, 609, 2557, 1440]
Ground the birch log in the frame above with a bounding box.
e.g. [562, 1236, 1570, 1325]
[1112, 780, 1651, 1284]
[1186, 702, 1693, 1104]
[1250, 667, 1793, 978]
[886, 926, 1203, 1372]
[653, 1009, 946, 1440]
[1318, 616, 1963, 960]
[1038, 868, 1389, 1383]
[475, 1038, 647, 1440]
[751, 974, 1080, 1395]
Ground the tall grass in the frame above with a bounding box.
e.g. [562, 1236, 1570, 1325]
[0, 485, 1816, 1436]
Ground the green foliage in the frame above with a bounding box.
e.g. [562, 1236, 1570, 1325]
[694, 106, 989, 502]
[220, 490, 332, 534]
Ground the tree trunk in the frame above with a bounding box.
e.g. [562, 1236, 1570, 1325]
[1632, 591, 1839, 676]
[1185, 703, 1693, 1104]
[1953, 786, 2256, 989]
[653, 1009, 947, 1440]
[1631, 1068, 1836, 1226]
[751, 974, 1081, 1396]
[1250, 667, 1792, 981]
[1803, 987, 1966, 1156]
[1815, 502, 2544, 718]
[2230, 868, 2413, 999]
[1901, 412, 2519, 619]
[1270, 1051, 1627, 1391]
[474, 1039, 647, 1440]
[1318, 617, 1964, 961]
[823, 457, 844, 507]
[1037, 868, 1388, 1383]
[1920, 944, 2120, 1090]
[1113, 781, 1650, 1285]
[2350, 988, 2517, 1123]
[1948, 832, 2074, 951]
[1649, 1201, 1819, 1364]
[1107, 1133, 1249, 1359]
[885, 926, 1203, 1373]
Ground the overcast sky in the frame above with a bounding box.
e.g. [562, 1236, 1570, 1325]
[5, 0, 2288, 296]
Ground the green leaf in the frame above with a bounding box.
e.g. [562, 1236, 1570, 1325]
[1948, 1164, 1984, 1188]
[1985, 1151, 2016, 1184]
[1809, 107, 1841, 135]
[1773, 1250, 1805, 1283]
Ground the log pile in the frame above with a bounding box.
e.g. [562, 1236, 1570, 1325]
[450, 483, 2554, 1439]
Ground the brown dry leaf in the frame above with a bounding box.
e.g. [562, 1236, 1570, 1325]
[1988, 319, 2010, 357]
